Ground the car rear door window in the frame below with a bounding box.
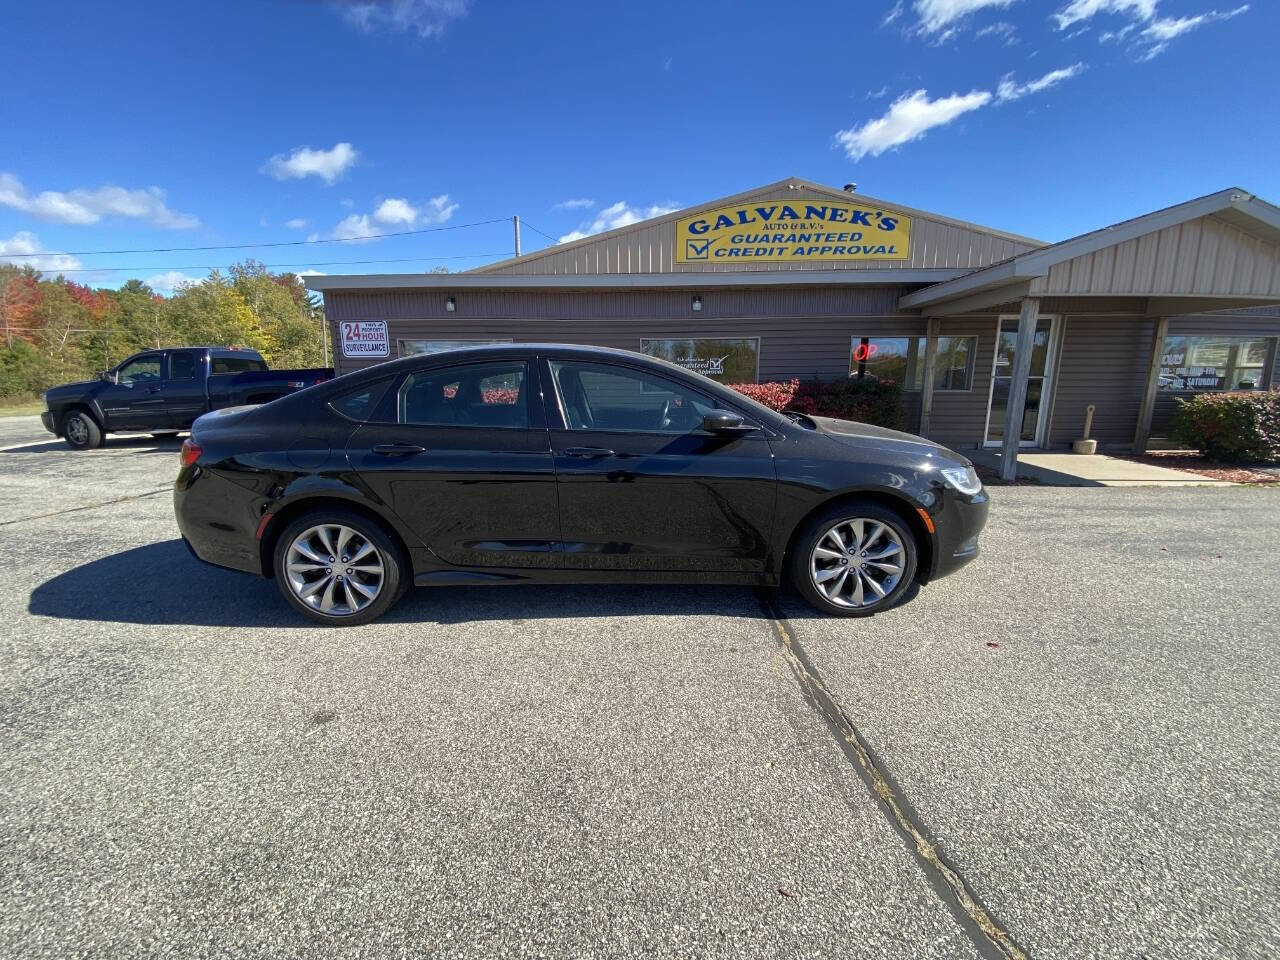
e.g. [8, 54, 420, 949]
[399, 361, 530, 428]
[549, 360, 715, 433]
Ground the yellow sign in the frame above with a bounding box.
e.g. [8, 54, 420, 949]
[675, 198, 911, 264]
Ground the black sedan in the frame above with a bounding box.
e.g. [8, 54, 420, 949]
[174, 344, 988, 625]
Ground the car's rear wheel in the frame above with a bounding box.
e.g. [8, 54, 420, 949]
[790, 502, 918, 617]
[62, 410, 103, 450]
[273, 510, 407, 626]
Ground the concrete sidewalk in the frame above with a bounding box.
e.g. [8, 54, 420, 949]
[969, 449, 1234, 486]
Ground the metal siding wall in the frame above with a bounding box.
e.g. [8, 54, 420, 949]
[1039, 216, 1280, 298]
[478, 184, 1038, 277]
[1047, 316, 1154, 448]
[325, 287, 923, 385]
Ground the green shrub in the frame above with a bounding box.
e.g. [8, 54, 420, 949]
[729, 376, 904, 430]
[0, 339, 55, 401]
[1169, 389, 1280, 463]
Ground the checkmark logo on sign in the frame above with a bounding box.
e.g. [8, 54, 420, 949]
[686, 239, 711, 260]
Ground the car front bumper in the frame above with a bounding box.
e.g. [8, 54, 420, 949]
[927, 488, 990, 582]
[40, 411, 55, 435]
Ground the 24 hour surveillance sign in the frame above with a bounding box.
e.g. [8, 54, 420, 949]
[340, 320, 389, 358]
[675, 199, 911, 263]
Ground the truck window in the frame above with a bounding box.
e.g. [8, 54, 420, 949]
[169, 352, 198, 380]
[212, 357, 268, 374]
[118, 354, 163, 383]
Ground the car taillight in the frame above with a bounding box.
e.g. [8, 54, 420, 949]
[180, 439, 203, 468]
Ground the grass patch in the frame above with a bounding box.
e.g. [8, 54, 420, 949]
[0, 398, 44, 418]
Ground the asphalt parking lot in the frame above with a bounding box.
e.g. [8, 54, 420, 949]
[2, 414, 1278, 959]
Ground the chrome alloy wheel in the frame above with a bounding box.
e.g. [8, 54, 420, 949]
[809, 518, 906, 609]
[285, 524, 384, 617]
[66, 415, 90, 445]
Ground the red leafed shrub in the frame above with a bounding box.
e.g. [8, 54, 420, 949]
[1169, 389, 1280, 463]
[727, 377, 904, 430]
[482, 387, 520, 404]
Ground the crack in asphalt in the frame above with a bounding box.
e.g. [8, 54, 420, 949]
[0, 487, 171, 527]
[756, 588, 1029, 960]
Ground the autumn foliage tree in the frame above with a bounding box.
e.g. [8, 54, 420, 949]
[0, 260, 328, 402]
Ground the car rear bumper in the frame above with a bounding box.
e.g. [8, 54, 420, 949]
[174, 466, 266, 577]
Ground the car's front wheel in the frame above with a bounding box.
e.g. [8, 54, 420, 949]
[62, 410, 103, 450]
[790, 502, 918, 617]
[273, 510, 407, 626]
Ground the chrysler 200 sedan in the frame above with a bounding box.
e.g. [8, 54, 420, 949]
[174, 344, 989, 625]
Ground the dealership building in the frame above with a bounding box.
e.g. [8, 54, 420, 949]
[306, 178, 1280, 476]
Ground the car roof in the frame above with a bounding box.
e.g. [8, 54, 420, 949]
[340, 342, 690, 378]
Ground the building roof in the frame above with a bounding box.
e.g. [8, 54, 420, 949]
[900, 187, 1280, 314]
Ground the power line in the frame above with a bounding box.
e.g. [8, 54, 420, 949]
[0, 217, 510, 259]
[519, 219, 561, 244]
[11, 252, 512, 276]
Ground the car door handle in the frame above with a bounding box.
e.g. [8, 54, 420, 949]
[147, 386, 162, 394]
[372, 443, 426, 456]
[563, 446, 614, 458]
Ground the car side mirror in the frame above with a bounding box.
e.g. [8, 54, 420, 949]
[99, 370, 115, 383]
[701, 409, 754, 433]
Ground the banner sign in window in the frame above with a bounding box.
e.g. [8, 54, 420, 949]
[340, 320, 389, 358]
[640, 338, 759, 382]
[675, 199, 910, 264]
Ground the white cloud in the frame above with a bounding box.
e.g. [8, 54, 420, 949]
[1052, 0, 1156, 30]
[836, 88, 992, 161]
[1137, 5, 1248, 58]
[996, 62, 1085, 101]
[263, 143, 359, 184]
[555, 198, 596, 210]
[422, 194, 458, 224]
[284, 217, 309, 230]
[558, 201, 681, 243]
[1098, 24, 1136, 41]
[882, 1, 905, 26]
[0, 231, 82, 273]
[338, 0, 469, 38]
[144, 270, 203, 294]
[913, 0, 1016, 34]
[0, 173, 197, 229]
[976, 20, 1018, 42]
[295, 269, 326, 278]
[332, 192, 457, 240]
[333, 213, 375, 241]
[373, 198, 419, 225]
[866, 85, 891, 99]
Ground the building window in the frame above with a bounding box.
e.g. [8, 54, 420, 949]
[399, 338, 512, 358]
[849, 336, 976, 391]
[640, 338, 760, 382]
[1158, 336, 1273, 391]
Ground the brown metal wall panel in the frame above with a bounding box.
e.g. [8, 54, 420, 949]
[1040, 216, 1280, 298]
[925, 318, 996, 448]
[1047, 315, 1154, 448]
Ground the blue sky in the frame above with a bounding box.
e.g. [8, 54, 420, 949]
[1, 0, 1274, 291]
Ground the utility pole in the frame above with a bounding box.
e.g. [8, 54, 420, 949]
[513, 215, 522, 257]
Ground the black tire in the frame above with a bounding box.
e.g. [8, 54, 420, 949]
[272, 509, 408, 626]
[789, 501, 918, 617]
[62, 410, 103, 450]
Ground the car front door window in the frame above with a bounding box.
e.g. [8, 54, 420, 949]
[550, 361, 715, 433]
[118, 355, 162, 384]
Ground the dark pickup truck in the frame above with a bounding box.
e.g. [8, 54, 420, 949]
[41, 346, 334, 449]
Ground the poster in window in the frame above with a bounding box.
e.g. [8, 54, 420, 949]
[640, 338, 760, 382]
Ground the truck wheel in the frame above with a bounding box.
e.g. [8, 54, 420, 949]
[62, 411, 103, 450]
[273, 510, 408, 626]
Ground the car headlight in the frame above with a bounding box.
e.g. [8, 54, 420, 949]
[941, 465, 983, 496]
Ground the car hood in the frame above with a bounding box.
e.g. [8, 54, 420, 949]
[807, 415, 970, 466]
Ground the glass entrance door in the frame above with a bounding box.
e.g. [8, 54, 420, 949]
[985, 317, 1056, 446]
